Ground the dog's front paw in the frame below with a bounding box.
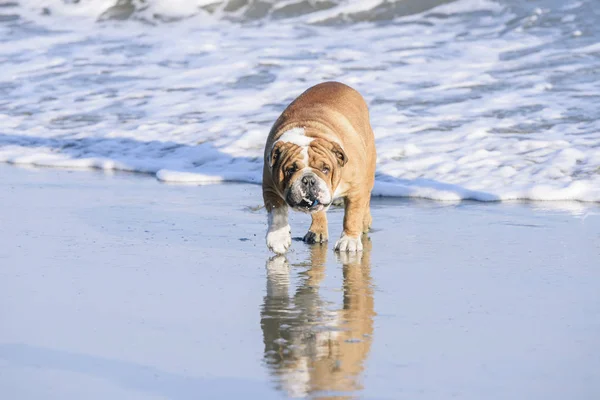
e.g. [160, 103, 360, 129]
[334, 234, 363, 252]
[266, 225, 292, 254]
[303, 230, 328, 244]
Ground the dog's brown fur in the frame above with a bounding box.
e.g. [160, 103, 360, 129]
[263, 81, 376, 253]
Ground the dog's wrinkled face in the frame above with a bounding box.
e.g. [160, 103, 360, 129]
[269, 137, 347, 213]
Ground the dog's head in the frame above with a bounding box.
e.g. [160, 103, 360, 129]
[269, 134, 347, 213]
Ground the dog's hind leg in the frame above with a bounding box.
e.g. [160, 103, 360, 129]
[362, 195, 372, 233]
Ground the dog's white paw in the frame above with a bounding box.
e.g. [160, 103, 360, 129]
[266, 225, 292, 254]
[334, 234, 363, 252]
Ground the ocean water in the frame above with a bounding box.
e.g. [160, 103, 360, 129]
[1, 0, 599, 201]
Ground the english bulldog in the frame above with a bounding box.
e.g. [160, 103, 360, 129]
[262, 81, 376, 254]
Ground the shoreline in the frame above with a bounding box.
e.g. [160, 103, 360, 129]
[2, 162, 600, 208]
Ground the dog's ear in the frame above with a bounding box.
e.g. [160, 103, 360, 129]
[269, 141, 285, 168]
[330, 142, 348, 166]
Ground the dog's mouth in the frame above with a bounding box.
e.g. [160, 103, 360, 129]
[284, 180, 332, 213]
[291, 198, 331, 213]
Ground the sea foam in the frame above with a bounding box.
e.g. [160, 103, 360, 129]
[1, 0, 599, 202]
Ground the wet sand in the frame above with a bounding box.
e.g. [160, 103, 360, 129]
[0, 164, 599, 399]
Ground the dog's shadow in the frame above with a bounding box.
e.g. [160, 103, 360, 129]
[260, 240, 375, 398]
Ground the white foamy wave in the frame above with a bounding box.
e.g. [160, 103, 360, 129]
[14, 0, 212, 22]
[1, 0, 600, 202]
[16, 0, 463, 23]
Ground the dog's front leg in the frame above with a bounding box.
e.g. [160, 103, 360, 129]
[265, 202, 291, 254]
[303, 211, 329, 244]
[335, 194, 367, 252]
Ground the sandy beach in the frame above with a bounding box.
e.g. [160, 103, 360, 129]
[0, 164, 598, 399]
[3, 0, 600, 398]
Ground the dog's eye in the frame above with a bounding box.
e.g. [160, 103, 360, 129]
[321, 166, 330, 175]
[286, 166, 296, 177]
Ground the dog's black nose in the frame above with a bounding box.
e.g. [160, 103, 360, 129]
[301, 175, 316, 187]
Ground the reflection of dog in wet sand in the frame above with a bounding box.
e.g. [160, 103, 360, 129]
[261, 240, 374, 398]
[262, 82, 377, 254]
